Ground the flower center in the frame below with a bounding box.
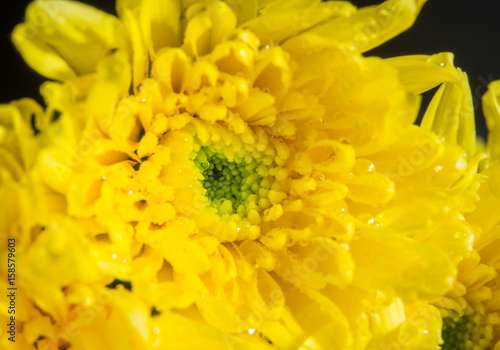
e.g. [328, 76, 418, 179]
[441, 311, 490, 350]
[193, 146, 263, 215]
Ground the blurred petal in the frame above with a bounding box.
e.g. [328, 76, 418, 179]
[139, 0, 182, 56]
[13, 0, 130, 80]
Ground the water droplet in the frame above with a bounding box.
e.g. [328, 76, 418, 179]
[129, 190, 133, 195]
[122, 259, 127, 263]
[248, 329, 256, 335]
[112, 253, 117, 259]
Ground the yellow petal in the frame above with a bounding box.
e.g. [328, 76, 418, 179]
[243, 0, 355, 45]
[69, 288, 151, 349]
[274, 238, 353, 289]
[307, 0, 427, 52]
[0, 103, 37, 171]
[465, 163, 500, 241]
[122, 8, 149, 90]
[369, 301, 443, 350]
[233, 88, 276, 126]
[415, 216, 475, 261]
[421, 69, 476, 155]
[183, 1, 236, 57]
[21, 218, 107, 323]
[482, 80, 500, 164]
[139, 0, 181, 56]
[226, 0, 258, 25]
[86, 51, 133, 148]
[154, 220, 211, 274]
[152, 310, 276, 349]
[385, 52, 461, 94]
[350, 235, 456, 301]
[12, 23, 76, 81]
[254, 46, 291, 97]
[280, 286, 353, 350]
[152, 48, 192, 94]
[13, 0, 130, 80]
[116, 0, 141, 17]
[305, 139, 356, 174]
[317, 54, 420, 156]
[343, 172, 395, 205]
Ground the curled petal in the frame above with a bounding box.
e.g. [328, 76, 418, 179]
[139, 0, 182, 56]
[307, 0, 427, 52]
[483, 81, 500, 164]
[13, 0, 130, 80]
[244, 0, 355, 45]
[183, 1, 237, 57]
[421, 69, 476, 156]
[385, 52, 461, 94]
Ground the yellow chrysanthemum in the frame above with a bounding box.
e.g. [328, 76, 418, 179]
[346, 52, 485, 350]
[424, 81, 500, 350]
[1, 0, 499, 349]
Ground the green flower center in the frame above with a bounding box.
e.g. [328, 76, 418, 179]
[441, 312, 490, 350]
[193, 146, 264, 215]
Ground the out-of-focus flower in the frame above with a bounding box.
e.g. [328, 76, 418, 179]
[1, 0, 499, 349]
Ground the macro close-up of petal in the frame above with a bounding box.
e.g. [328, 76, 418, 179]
[1, 0, 500, 349]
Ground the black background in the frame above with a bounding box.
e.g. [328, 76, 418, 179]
[1, 0, 500, 138]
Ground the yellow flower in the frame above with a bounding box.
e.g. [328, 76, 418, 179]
[427, 81, 500, 350]
[351, 52, 485, 350]
[2, 0, 498, 349]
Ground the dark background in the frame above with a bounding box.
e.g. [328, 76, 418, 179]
[1, 0, 499, 138]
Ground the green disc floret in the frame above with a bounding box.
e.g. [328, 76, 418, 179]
[193, 146, 265, 214]
[441, 311, 490, 350]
